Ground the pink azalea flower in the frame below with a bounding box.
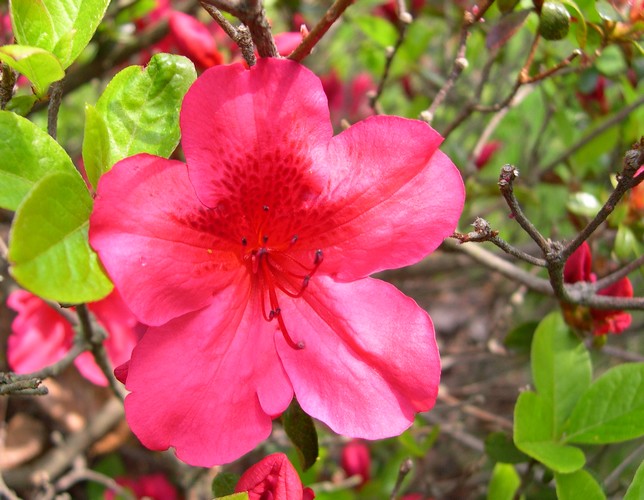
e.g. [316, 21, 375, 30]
[105, 472, 179, 500]
[7, 289, 142, 386]
[563, 241, 633, 335]
[321, 71, 376, 129]
[340, 439, 371, 487]
[234, 453, 314, 500]
[168, 11, 223, 70]
[89, 58, 465, 466]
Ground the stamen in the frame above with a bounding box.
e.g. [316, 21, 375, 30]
[241, 237, 247, 246]
[290, 234, 299, 245]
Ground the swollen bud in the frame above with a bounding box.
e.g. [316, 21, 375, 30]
[538, 2, 571, 40]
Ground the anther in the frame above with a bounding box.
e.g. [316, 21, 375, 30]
[241, 237, 247, 246]
[314, 249, 323, 264]
[290, 234, 299, 245]
[263, 205, 269, 212]
[262, 235, 269, 244]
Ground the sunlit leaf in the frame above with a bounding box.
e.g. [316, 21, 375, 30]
[0, 45, 64, 97]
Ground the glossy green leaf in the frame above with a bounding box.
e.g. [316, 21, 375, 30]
[9, 172, 113, 303]
[83, 53, 196, 187]
[555, 470, 605, 500]
[82, 104, 110, 190]
[211, 473, 239, 498]
[485, 432, 530, 464]
[281, 398, 319, 471]
[487, 463, 520, 500]
[567, 192, 602, 217]
[0, 45, 64, 97]
[561, 0, 587, 47]
[514, 391, 585, 473]
[5, 94, 38, 115]
[614, 225, 641, 261]
[531, 312, 591, 435]
[565, 363, 644, 444]
[0, 111, 76, 211]
[10, 0, 110, 68]
[624, 459, 644, 500]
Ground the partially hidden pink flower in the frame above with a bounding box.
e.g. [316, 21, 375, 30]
[474, 141, 502, 170]
[89, 58, 465, 466]
[321, 71, 376, 128]
[105, 472, 179, 500]
[563, 241, 633, 335]
[234, 453, 314, 500]
[168, 11, 223, 70]
[341, 439, 370, 487]
[7, 289, 142, 386]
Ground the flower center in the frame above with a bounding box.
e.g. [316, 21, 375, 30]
[242, 206, 323, 350]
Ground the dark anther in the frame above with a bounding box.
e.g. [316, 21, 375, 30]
[241, 237, 247, 246]
[314, 249, 323, 264]
[263, 205, 269, 212]
[262, 235, 269, 243]
[291, 234, 299, 245]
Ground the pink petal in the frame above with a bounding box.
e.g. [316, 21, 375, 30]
[591, 276, 634, 335]
[180, 59, 333, 209]
[564, 241, 592, 284]
[235, 453, 305, 500]
[7, 290, 72, 373]
[122, 277, 293, 466]
[276, 276, 440, 438]
[90, 154, 242, 326]
[307, 118, 464, 280]
[168, 11, 223, 69]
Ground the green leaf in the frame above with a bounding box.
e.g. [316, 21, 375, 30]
[0, 111, 76, 211]
[9, 172, 113, 303]
[531, 312, 591, 435]
[215, 494, 249, 500]
[624, 459, 644, 500]
[281, 398, 319, 471]
[564, 363, 644, 444]
[82, 104, 111, 190]
[567, 192, 602, 217]
[398, 425, 439, 458]
[561, 0, 587, 47]
[352, 15, 399, 47]
[83, 53, 196, 187]
[555, 470, 606, 500]
[212, 473, 240, 498]
[5, 94, 38, 115]
[514, 391, 585, 473]
[487, 463, 521, 500]
[10, 0, 110, 68]
[0, 45, 64, 97]
[614, 225, 641, 261]
[485, 432, 530, 464]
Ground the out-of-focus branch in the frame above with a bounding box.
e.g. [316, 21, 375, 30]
[0, 63, 16, 110]
[47, 79, 64, 140]
[287, 0, 354, 62]
[389, 457, 413, 500]
[3, 397, 124, 490]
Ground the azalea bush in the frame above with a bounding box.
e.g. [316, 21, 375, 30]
[0, 0, 643, 498]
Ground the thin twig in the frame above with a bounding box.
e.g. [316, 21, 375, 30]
[287, 0, 354, 62]
[370, 23, 410, 113]
[47, 79, 64, 140]
[0, 63, 16, 110]
[54, 468, 136, 499]
[390, 458, 413, 500]
[201, 2, 256, 66]
[604, 441, 644, 489]
[592, 253, 644, 292]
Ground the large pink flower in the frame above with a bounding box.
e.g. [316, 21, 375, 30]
[7, 290, 141, 386]
[89, 58, 465, 466]
[563, 241, 633, 335]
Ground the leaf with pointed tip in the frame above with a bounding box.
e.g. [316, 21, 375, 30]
[0, 111, 76, 211]
[282, 398, 319, 471]
[10, 0, 110, 68]
[9, 172, 113, 303]
[0, 45, 64, 97]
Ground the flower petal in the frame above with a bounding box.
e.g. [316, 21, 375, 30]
[305, 117, 464, 279]
[90, 154, 241, 326]
[276, 276, 440, 438]
[235, 453, 305, 500]
[123, 276, 293, 466]
[180, 58, 333, 208]
[7, 290, 72, 373]
[564, 241, 592, 283]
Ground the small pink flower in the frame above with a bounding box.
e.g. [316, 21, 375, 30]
[340, 439, 370, 487]
[168, 11, 223, 70]
[563, 242, 633, 335]
[105, 472, 179, 500]
[7, 289, 142, 386]
[90, 58, 464, 466]
[234, 453, 314, 500]
[474, 141, 502, 170]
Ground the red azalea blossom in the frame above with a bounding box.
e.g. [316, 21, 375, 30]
[234, 453, 314, 500]
[105, 472, 179, 500]
[563, 241, 633, 335]
[7, 290, 142, 386]
[90, 58, 465, 466]
[340, 439, 371, 487]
